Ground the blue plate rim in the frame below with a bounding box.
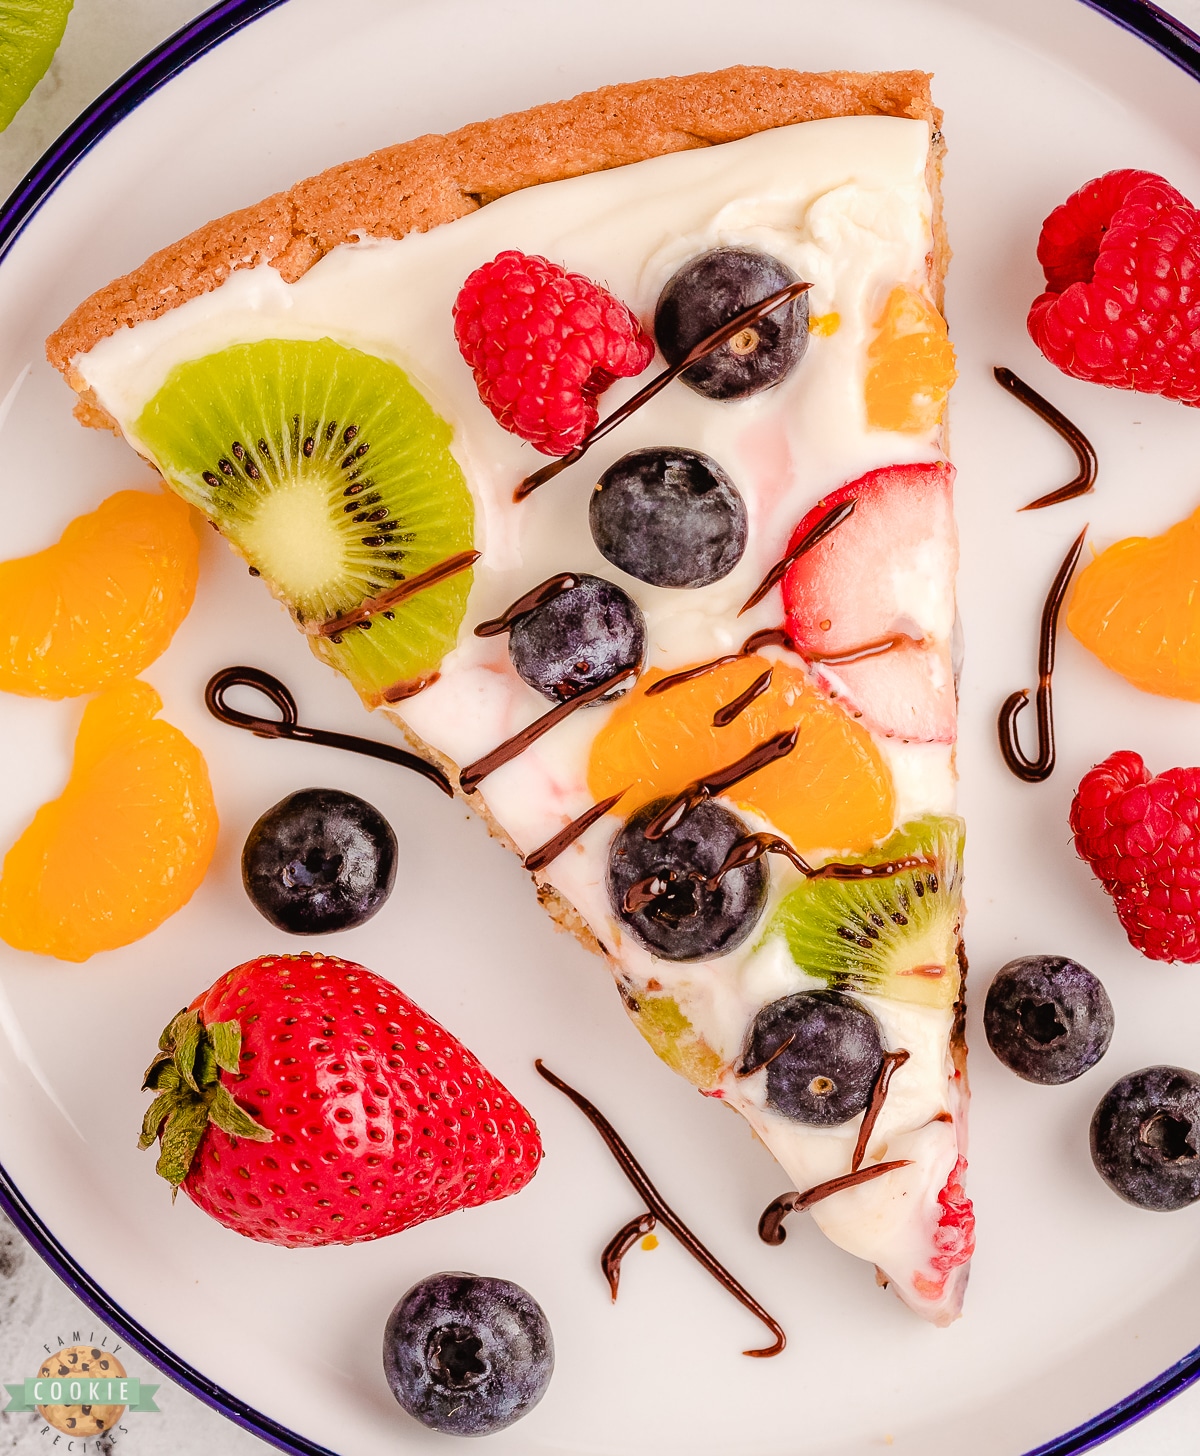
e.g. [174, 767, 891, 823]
[0, 2, 1198, 1452]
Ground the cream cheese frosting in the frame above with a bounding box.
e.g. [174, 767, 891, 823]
[73, 113, 967, 1321]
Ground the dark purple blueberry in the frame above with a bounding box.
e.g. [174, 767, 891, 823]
[1091, 1066, 1200, 1211]
[984, 955, 1114, 1085]
[590, 447, 748, 588]
[383, 1272, 553, 1436]
[507, 573, 644, 704]
[241, 787, 396, 934]
[607, 798, 767, 962]
[654, 247, 809, 400]
[739, 990, 884, 1125]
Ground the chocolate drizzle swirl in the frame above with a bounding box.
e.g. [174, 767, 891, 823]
[851, 1050, 911, 1173]
[534, 1060, 786, 1357]
[643, 728, 799, 839]
[740, 496, 857, 615]
[997, 526, 1087, 783]
[524, 788, 628, 873]
[993, 366, 1098, 510]
[314, 550, 480, 638]
[757, 1160, 913, 1246]
[204, 666, 453, 796]
[712, 667, 773, 727]
[459, 668, 636, 794]
[515, 279, 813, 502]
[475, 573, 579, 637]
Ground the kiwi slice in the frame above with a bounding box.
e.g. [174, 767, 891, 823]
[134, 338, 474, 704]
[764, 815, 964, 1010]
[0, 0, 74, 132]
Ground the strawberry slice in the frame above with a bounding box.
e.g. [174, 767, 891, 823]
[782, 461, 957, 743]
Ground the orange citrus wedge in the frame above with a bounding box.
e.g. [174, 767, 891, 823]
[0, 489, 199, 698]
[588, 656, 894, 856]
[0, 680, 218, 961]
[1068, 505, 1200, 700]
[865, 285, 957, 433]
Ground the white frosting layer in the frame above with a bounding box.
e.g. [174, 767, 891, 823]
[76, 115, 966, 1319]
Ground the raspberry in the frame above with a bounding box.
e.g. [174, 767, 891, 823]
[1070, 750, 1200, 962]
[930, 1155, 975, 1275]
[453, 250, 654, 456]
[1027, 169, 1200, 406]
[911, 1154, 974, 1301]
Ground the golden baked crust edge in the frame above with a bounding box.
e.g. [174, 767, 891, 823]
[45, 65, 944, 430]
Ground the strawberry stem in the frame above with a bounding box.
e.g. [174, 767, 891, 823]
[139, 1009, 272, 1196]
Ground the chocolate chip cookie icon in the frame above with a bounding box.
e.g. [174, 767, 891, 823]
[36, 1346, 126, 1436]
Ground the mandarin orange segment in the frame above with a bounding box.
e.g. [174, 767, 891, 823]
[865, 285, 957, 433]
[588, 656, 894, 856]
[0, 680, 218, 962]
[1067, 505, 1200, 701]
[0, 489, 199, 699]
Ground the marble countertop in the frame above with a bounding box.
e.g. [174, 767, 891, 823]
[3, 3, 1200, 1454]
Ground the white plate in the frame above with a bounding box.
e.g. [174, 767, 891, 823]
[4, 1, 1200, 1451]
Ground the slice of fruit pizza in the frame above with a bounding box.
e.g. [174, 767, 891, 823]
[45, 67, 971, 1322]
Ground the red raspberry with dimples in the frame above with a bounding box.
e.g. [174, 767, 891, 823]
[1071, 751, 1200, 963]
[453, 250, 654, 456]
[1028, 169, 1200, 405]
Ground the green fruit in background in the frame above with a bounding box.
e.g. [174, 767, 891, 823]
[0, 0, 74, 132]
[135, 337, 475, 705]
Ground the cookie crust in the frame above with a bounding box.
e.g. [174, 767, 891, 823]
[46, 65, 944, 429]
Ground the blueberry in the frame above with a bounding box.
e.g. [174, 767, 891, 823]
[1091, 1066, 1200, 1211]
[242, 787, 396, 934]
[590, 447, 748, 588]
[607, 798, 767, 962]
[654, 247, 809, 400]
[508, 574, 644, 704]
[984, 956, 1114, 1085]
[382, 1272, 553, 1435]
[739, 990, 884, 1125]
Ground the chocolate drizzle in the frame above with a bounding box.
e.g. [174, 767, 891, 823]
[997, 526, 1087, 783]
[524, 788, 628, 873]
[712, 667, 773, 727]
[602, 1212, 658, 1300]
[705, 833, 813, 889]
[514, 279, 813, 502]
[314, 550, 480, 638]
[643, 728, 799, 839]
[805, 632, 921, 667]
[993, 366, 1098, 510]
[534, 1060, 786, 1357]
[757, 1160, 913, 1246]
[204, 665, 453, 796]
[851, 1050, 911, 1173]
[740, 497, 857, 615]
[704, 831, 928, 892]
[475, 573, 579, 637]
[644, 623, 912, 707]
[459, 668, 636, 794]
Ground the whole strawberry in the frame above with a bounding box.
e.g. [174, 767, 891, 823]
[1028, 169, 1200, 406]
[453, 250, 654, 455]
[139, 953, 541, 1245]
[1071, 751, 1200, 963]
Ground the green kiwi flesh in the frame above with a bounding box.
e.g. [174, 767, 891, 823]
[765, 815, 964, 1010]
[133, 338, 474, 704]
